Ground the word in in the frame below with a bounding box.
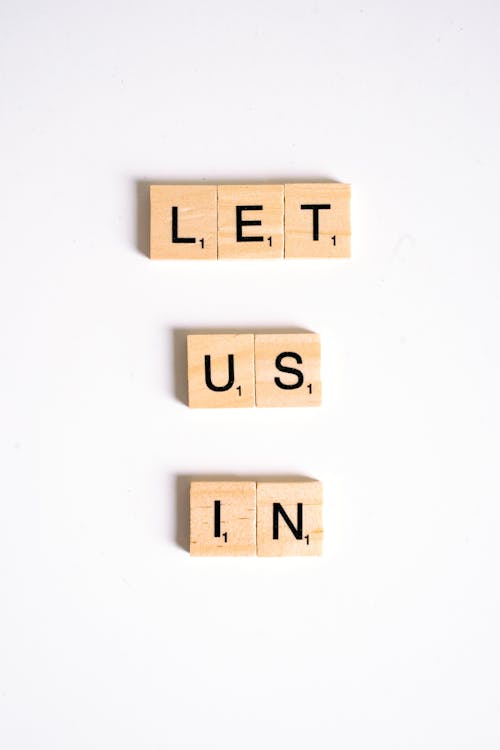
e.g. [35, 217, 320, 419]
[190, 480, 323, 556]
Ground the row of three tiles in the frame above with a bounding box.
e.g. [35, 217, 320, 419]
[150, 182, 351, 259]
[187, 332, 321, 408]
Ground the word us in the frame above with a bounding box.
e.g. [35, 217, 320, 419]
[190, 480, 323, 556]
[187, 332, 321, 408]
[150, 182, 350, 259]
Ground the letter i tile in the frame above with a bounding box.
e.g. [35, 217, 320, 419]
[190, 481, 257, 556]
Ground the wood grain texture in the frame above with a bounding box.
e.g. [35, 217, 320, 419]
[254, 333, 321, 407]
[150, 185, 217, 259]
[187, 333, 255, 408]
[284, 183, 351, 258]
[217, 184, 284, 259]
[190, 481, 256, 556]
[256, 481, 323, 557]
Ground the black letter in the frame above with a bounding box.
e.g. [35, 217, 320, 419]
[300, 203, 331, 241]
[236, 205, 263, 242]
[214, 500, 221, 537]
[204, 354, 235, 392]
[274, 351, 304, 390]
[273, 503, 303, 540]
[172, 206, 196, 243]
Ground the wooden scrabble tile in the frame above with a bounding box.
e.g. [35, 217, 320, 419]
[190, 481, 256, 556]
[254, 333, 321, 407]
[217, 185, 284, 259]
[257, 481, 323, 556]
[187, 333, 255, 408]
[150, 185, 217, 259]
[284, 183, 351, 258]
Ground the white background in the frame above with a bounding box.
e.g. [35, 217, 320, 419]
[1, 1, 499, 747]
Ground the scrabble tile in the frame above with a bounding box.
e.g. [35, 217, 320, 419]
[190, 481, 256, 556]
[187, 333, 255, 408]
[150, 185, 217, 259]
[284, 183, 351, 258]
[217, 185, 284, 259]
[254, 333, 321, 407]
[257, 481, 323, 556]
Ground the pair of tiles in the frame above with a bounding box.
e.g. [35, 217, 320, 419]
[150, 182, 350, 259]
[187, 332, 321, 408]
[190, 480, 323, 556]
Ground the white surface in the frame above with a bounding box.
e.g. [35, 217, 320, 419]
[1, 1, 499, 747]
